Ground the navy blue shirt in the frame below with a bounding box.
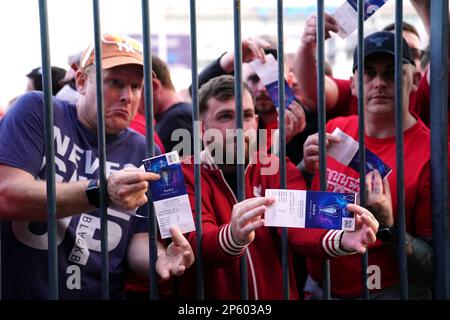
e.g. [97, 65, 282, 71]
[0, 92, 157, 299]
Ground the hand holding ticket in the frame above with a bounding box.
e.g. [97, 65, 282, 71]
[264, 189, 356, 231]
[265, 189, 379, 253]
[327, 127, 392, 178]
[142, 151, 195, 239]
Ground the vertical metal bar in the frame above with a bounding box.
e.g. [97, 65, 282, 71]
[38, 0, 58, 300]
[430, 0, 450, 300]
[92, 0, 109, 300]
[276, 0, 289, 300]
[0, 222, 1, 300]
[141, 0, 159, 300]
[233, 0, 248, 300]
[189, 0, 204, 300]
[356, 0, 369, 300]
[394, 0, 408, 300]
[0, 218, 1, 299]
[316, 0, 330, 300]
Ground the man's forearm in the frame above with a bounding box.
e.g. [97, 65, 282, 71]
[294, 44, 318, 110]
[411, 0, 450, 86]
[410, 0, 431, 35]
[406, 234, 434, 287]
[127, 233, 150, 279]
[385, 232, 434, 286]
[0, 178, 93, 221]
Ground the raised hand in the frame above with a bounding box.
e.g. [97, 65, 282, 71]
[220, 37, 272, 73]
[341, 204, 379, 254]
[301, 14, 339, 48]
[284, 101, 306, 143]
[365, 169, 394, 228]
[302, 132, 341, 174]
[107, 167, 160, 210]
[230, 197, 275, 246]
[156, 226, 195, 281]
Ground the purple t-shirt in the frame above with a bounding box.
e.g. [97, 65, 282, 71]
[0, 92, 157, 299]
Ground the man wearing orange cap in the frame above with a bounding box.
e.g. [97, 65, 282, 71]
[0, 34, 194, 299]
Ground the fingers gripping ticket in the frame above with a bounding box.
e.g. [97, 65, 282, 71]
[107, 168, 160, 211]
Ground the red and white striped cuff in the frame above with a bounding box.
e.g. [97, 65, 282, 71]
[322, 230, 355, 257]
[218, 224, 247, 256]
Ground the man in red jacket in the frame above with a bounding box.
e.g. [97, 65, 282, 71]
[179, 75, 379, 300]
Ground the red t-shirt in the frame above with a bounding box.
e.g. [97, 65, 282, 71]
[410, 69, 450, 147]
[309, 115, 432, 298]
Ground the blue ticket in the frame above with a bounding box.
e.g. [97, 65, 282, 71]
[142, 151, 195, 239]
[347, 0, 388, 19]
[304, 191, 356, 231]
[348, 148, 392, 179]
[265, 189, 356, 231]
[265, 79, 297, 110]
[333, 0, 389, 38]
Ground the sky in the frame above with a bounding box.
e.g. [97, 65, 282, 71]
[0, 0, 421, 112]
[0, 0, 155, 110]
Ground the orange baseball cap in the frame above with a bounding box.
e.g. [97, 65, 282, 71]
[80, 34, 144, 70]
